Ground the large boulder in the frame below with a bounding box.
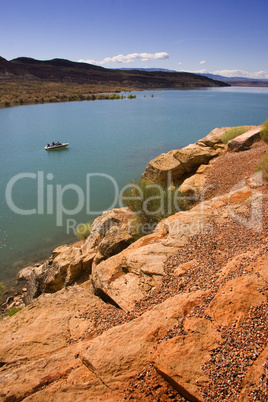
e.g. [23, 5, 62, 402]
[141, 149, 185, 183]
[142, 137, 219, 184]
[81, 207, 134, 259]
[179, 166, 208, 197]
[92, 234, 178, 311]
[196, 126, 232, 148]
[174, 144, 218, 172]
[17, 208, 134, 302]
[18, 242, 95, 299]
[39, 243, 95, 293]
[17, 264, 44, 302]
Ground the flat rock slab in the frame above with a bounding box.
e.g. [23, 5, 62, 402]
[228, 126, 262, 152]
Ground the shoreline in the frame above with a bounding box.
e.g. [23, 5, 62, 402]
[0, 85, 139, 109]
[1, 123, 266, 313]
[1, 82, 268, 110]
[0, 129, 267, 399]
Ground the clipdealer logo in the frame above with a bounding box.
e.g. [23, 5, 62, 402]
[4, 170, 195, 234]
[5, 171, 120, 226]
[5, 170, 264, 234]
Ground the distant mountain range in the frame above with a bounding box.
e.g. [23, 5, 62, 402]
[0, 56, 229, 89]
[199, 73, 268, 87]
[120, 67, 178, 73]
[121, 68, 268, 87]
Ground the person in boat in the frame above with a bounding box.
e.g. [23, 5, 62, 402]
[56, 141, 61, 145]
[52, 141, 55, 146]
[47, 143, 50, 147]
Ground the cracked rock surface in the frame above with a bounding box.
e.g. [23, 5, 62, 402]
[0, 139, 267, 401]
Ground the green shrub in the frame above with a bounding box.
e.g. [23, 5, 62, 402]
[77, 93, 85, 101]
[260, 118, 268, 142]
[7, 306, 22, 317]
[75, 223, 92, 239]
[127, 93, 136, 99]
[109, 94, 121, 100]
[222, 126, 247, 144]
[122, 180, 191, 238]
[257, 151, 268, 181]
[0, 282, 4, 299]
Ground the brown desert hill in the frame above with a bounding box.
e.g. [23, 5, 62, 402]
[0, 56, 229, 107]
[0, 128, 267, 401]
[0, 56, 228, 88]
[0, 56, 29, 76]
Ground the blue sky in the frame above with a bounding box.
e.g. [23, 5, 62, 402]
[1, 0, 268, 78]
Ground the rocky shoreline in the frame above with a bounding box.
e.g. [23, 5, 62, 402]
[0, 125, 267, 401]
[4, 124, 263, 310]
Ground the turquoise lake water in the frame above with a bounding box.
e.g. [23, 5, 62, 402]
[0, 87, 268, 284]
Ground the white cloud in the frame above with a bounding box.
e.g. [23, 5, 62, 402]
[178, 61, 182, 66]
[78, 58, 98, 65]
[200, 60, 206, 65]
[213, 69, 268, 79]
[78, 52, 169, 65]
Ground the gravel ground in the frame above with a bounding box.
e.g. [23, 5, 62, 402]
[205, 141, 268, 198]
[123, 363, 186, 401]
[202, 302, 268, 401]
[68, 142, 268, 400]
[121, 142, 268, 401]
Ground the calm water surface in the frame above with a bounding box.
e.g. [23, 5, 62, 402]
[0, 87, 268, 283]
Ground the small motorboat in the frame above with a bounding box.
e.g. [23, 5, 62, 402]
[44, 142, 69, 150]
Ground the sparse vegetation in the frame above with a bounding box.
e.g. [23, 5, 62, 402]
[7, 306, 22, 317]
[0, 282, 4, 300]
[127, 93, 136, 99]
[260, 118, 268, 142]
[108, 94, 121, 100]
[75, 223, 92, 240]
[256, 151, 268, 181]
[222, 126, 248, 144]
[0, 80, 135, 108]
[122, 180, 191, 238]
